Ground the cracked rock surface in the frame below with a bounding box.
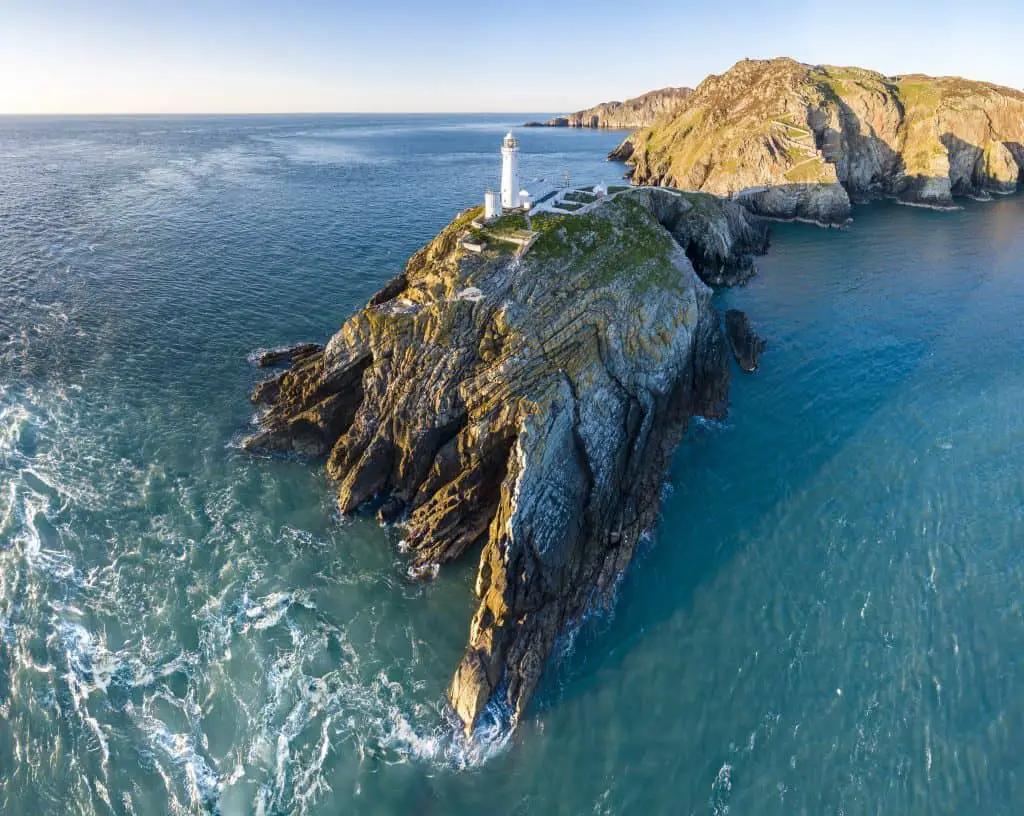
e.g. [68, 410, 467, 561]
[244, 190, 764, 733]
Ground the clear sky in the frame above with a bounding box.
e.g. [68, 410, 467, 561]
[2, 0, 1022, 114]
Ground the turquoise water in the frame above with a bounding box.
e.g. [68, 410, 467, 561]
[2, 115, 1024, 814]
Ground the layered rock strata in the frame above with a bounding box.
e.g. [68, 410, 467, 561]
[244, 190, 767, 733]
[612, 58, 1024, 225]
[525, 87, 693, 130]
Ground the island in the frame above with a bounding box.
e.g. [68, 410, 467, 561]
[244, 188, 767, 734]
[524, 87, 693, 130]
[609, 57, 1024, 225]
[243, 56, 1022, 738]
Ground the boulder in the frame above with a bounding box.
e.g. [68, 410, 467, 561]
[257, 342, 323, 368]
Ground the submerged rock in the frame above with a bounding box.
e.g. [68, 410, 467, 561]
[612, 58, 1024, 224]
[725, 309, 766, 372]
[244, 190, 765, 734]
[257, 343, 323, 368]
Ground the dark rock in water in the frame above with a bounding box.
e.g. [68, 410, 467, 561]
[257, 343, 323, 368]
[376, 496, 405, 523]
[607, 140, 634, 162]
[725, 309, 766, 372]
[243, 189, 764, 735]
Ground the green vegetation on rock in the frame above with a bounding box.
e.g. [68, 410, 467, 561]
[531, 194, 683, 294]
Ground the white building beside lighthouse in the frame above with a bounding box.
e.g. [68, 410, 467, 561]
[484, 189, 501, 220]
[500, 132, 521, 209]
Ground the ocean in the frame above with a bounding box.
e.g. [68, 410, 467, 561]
[1, 114, 1023, 815]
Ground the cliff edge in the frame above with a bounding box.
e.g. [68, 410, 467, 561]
[611, 58, 1024, 225]
[244, 190, 767, 734]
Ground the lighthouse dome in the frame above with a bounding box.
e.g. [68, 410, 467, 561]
[503, 132, 519, 149]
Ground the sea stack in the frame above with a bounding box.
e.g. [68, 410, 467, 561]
[725, 309, 766, 372]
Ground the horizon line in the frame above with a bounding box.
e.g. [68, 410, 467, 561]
[0, 110, 570, 118]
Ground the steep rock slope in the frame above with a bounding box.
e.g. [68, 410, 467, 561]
[612, 58, 1024, 224]
[526, 87, 693, 130]
[244, 190, 766, 734]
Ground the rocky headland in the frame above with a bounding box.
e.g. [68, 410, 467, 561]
[244, 189, 767, 734]
[610, 58, 1024, 225]
[525, 87, 693, 130]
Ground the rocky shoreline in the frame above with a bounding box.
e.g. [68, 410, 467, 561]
[244, 190, 767, 734]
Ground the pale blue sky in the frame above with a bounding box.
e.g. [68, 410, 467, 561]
[2, 0, 1022, 114]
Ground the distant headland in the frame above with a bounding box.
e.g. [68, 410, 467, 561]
[524, 87, 693, 130]
[608, 57, 1024, 225]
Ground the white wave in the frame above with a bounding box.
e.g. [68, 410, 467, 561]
[0, 480, 15, 541]
[57, 620, 118, 695]
[240, 590, 316, 633]
[56, 620, 115, 775]
[378, 690, 514, 771]
[134, 711, 223, 813]
[710, 762, 733, 815]
[10, 489, 76, 583]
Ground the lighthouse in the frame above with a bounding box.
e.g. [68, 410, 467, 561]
[500, 132, 520, 209]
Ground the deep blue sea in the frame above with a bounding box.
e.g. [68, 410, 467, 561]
[2, 114, 1024, 815]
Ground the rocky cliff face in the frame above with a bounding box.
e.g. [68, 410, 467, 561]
[525, 87, 693, 130]
[244, 190, 767, 735]
[611, 58, 1024, 224]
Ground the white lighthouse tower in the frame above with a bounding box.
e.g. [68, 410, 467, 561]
[500, 132, 520, 209]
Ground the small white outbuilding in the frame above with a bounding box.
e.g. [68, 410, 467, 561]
[484, 189, 501, 220]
